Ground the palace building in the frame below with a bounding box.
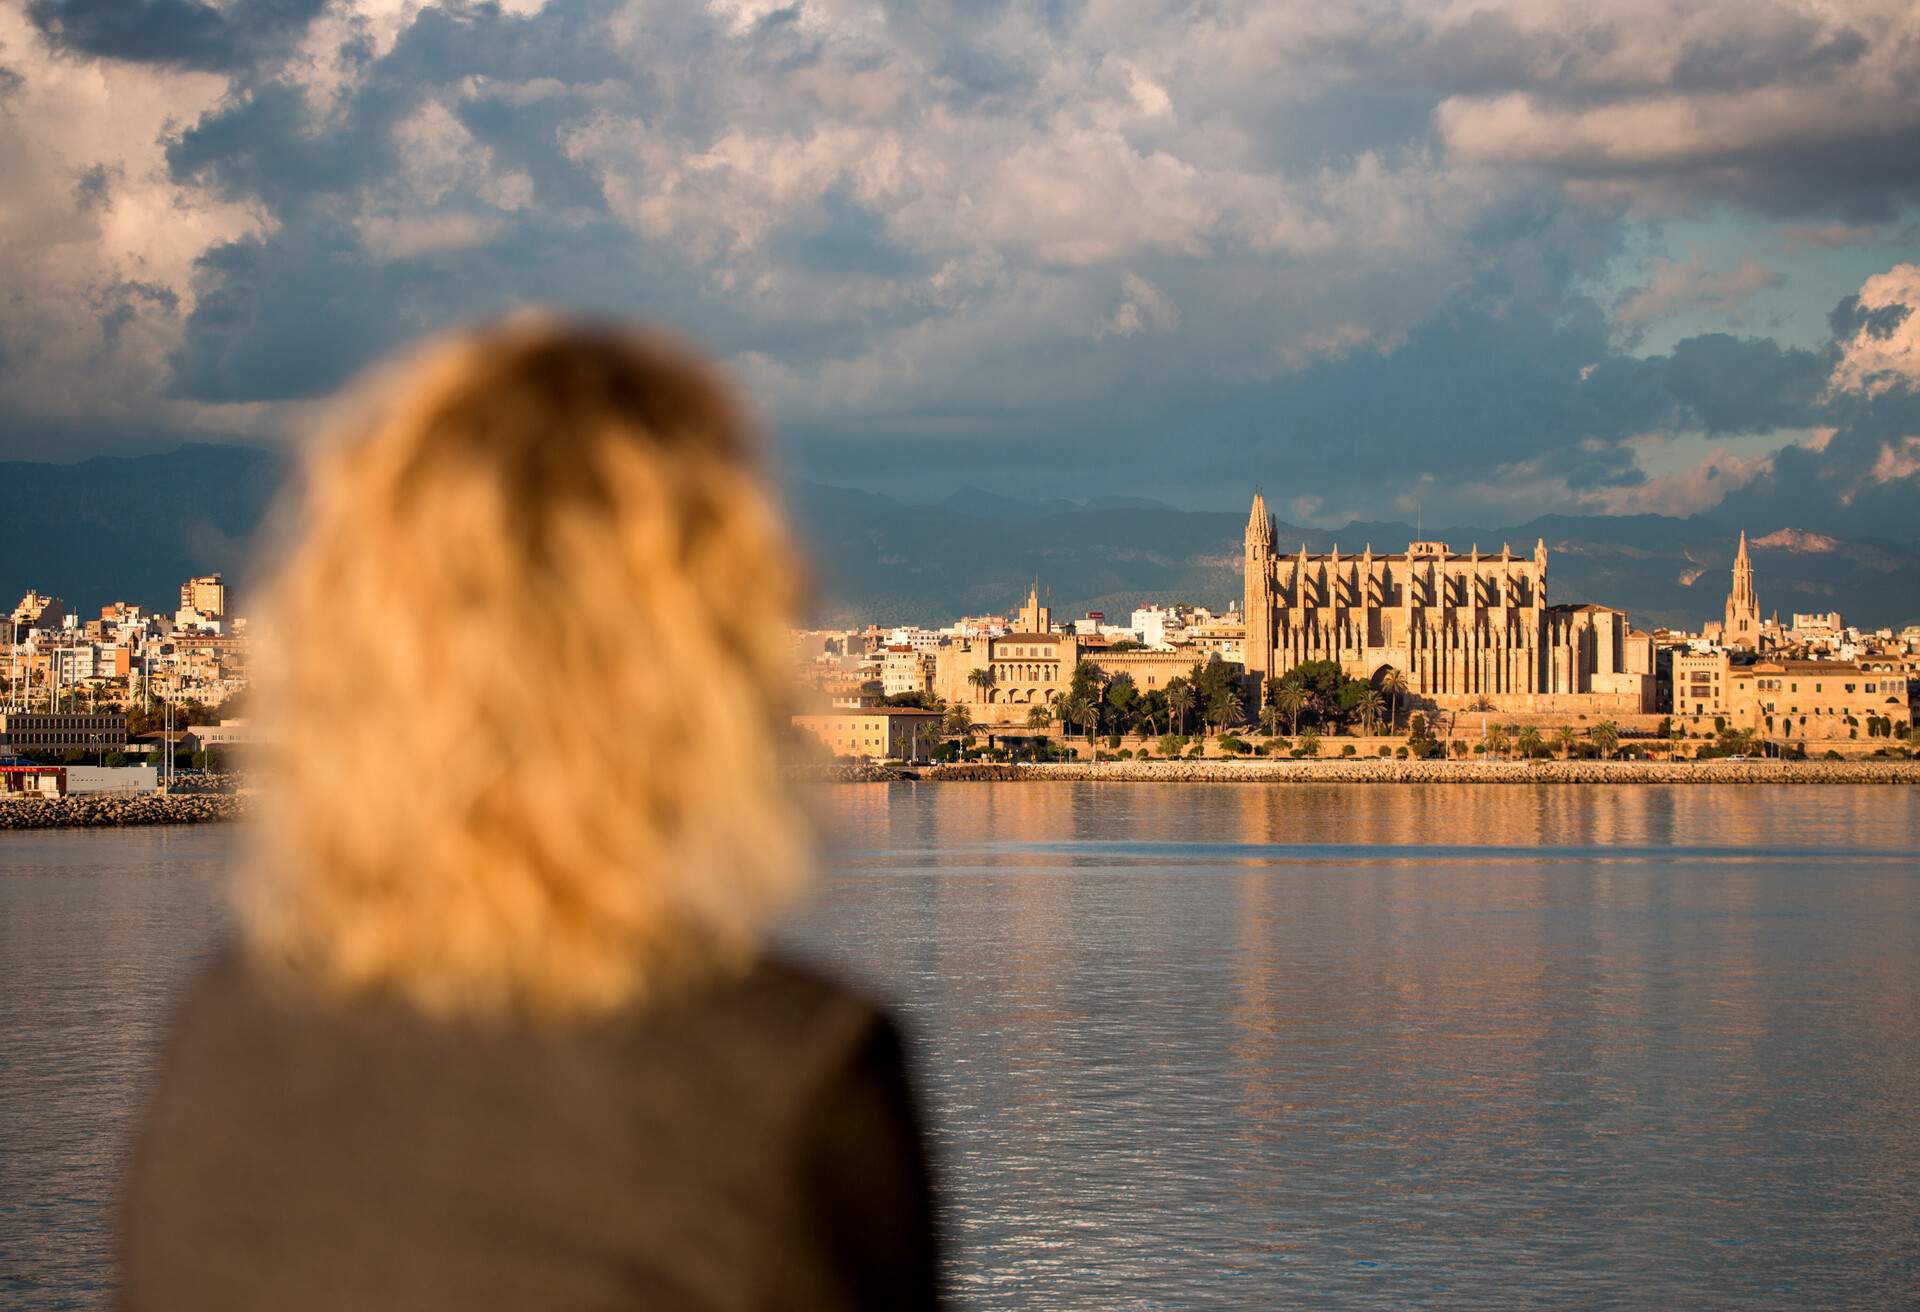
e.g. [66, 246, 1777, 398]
[1242, 491, 1653, 713]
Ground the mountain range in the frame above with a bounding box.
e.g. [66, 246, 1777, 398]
[5, 445, 1919, 631]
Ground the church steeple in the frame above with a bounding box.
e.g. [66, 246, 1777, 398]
[1724, 530, 1759, 649]
[1246, 490, 1273, 548]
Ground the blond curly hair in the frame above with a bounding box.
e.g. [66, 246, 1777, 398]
[243, 318, 809, 1021]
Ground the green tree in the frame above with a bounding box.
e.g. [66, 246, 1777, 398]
[1378, 666, 1407, 731]
[1208, 685, 1244, 735]
[1272, 684, 1306, 736]
[1025, 704, 1053, 730]
[966, 667, 995, 699]
[1103, 674, 1141, 734]
[1516, 726, 1543, 759]
[942, 703, 974, 740]
[1353, 687, 1386, 736]
[1484, 723, 1511, 757]
[1273, 660, 1365, 732]
[1067, 693, 1099, 742]
[1186, 658, 1241, 737]
[1555, 725, 1579, 759]
[1137, 688, 1168, 737]
[1297, 729, 1322, 758]
[1166, 680, 1195, 736]
[1590, 720, 1620, 759]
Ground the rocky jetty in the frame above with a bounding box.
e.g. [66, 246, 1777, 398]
[789, 762, 914, 783]
[919, 759, 1920, 785]
[0, 792, 247, 830]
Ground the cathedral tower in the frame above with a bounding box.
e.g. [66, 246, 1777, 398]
[1244, 491, 1274, 686]
[1724, 531, 1759, 650]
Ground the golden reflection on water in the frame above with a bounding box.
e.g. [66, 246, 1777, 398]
[798, 782, 1920, 1306]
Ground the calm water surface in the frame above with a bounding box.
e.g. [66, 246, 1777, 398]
[3, 785, 1918, 1308]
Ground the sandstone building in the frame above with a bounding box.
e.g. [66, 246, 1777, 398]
[933, 583, 1225, 727]
[933, 584, 1078, 726]
[791, 707, 942, 761]
[1731, 661, 1911, 742]
[1242, 492, 1652, 713]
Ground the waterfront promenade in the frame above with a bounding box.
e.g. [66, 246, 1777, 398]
[6, 759, 1918, 831]
[918, 758, 1920, 784]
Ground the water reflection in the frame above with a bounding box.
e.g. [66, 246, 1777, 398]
[796, 783, 1920, 1308]
[3, 788, 1916, 1309]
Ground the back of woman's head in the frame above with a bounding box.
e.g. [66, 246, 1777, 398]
[246, 318, 808, 1021]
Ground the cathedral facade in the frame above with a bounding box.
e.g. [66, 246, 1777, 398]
[1242, 492, 1652, 712]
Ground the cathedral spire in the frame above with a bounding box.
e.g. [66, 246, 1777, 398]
[1725, 530, 1759, 648]
[1245, 490, 1272, 548]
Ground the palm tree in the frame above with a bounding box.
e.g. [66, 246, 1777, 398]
[1354, 688, 1385, 736]
[1067, 693, 1099, 743]
[1274, 685, 1306, 736]
[1167, 683, 1195, 736]
[942, 703, 973, 740]
[1259, 698, 1288, 738]
[1516, 726, 1543, 760]
[1211, 687, 1244, 735]
[1297, 729, 1321, 758]
[1555, 725, 1579, 759]
[966, 667, 995, 700]
[1591, 720, 1620, 759]
[1378, 667, 1407, 731]
[1026, 703, 1052, 731]
[1484, 723, 1510, 758]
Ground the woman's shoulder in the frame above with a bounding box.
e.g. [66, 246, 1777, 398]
[164, 944, 902, 1092]
[680, 953, 907, 1079]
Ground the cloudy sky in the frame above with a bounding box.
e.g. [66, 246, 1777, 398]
[2, 0, 1918, 533]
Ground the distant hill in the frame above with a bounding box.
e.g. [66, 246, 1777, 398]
[4, 446, 1917, 631]
[788, 484, 1920, 630]
[1, 444, 288, 616]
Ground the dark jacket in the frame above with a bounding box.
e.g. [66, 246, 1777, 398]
[120, 950, 937, 1310]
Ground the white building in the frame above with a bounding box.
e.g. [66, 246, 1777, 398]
[1129, 605, 1183, 649]
[886, 626, 943, 654]
[879, 646, 932, 697]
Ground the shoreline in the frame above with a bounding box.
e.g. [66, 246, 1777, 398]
[0, 793, 246, 831]
[901, 759, 1920, 784]
[8, 757, 1917, 831]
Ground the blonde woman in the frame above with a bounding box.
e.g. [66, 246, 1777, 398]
[120, 321, 938, 1309]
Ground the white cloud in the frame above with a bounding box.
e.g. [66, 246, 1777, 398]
[1430, 0, 1920, 211]
[1868, 435, 1920, 483]
[1099, 273, 1180, 339]
[0, 4, 259, 437]
[1829, 263, 1920, 396]
[0, 0, 1915, 545]
[1615, 252, 1783, 327]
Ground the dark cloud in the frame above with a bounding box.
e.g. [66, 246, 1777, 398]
[96, 279, 178, 346]
[26, 0, 326, 72]
[72, 161, 115, 212]
[4, 0, 1918, 567]
[1661, 335, 1828, 434]
[1710, 390, 1920, 537]
[1829, 292, 1913, 343]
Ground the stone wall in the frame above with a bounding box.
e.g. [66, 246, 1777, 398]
[0, 793, 246, 829]
[921, 759, 1920, 784]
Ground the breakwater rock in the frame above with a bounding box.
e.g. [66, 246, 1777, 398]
[919, 759, 1920, 785]
[0, 792, 247, 830]
[789, 762, 913, 783]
